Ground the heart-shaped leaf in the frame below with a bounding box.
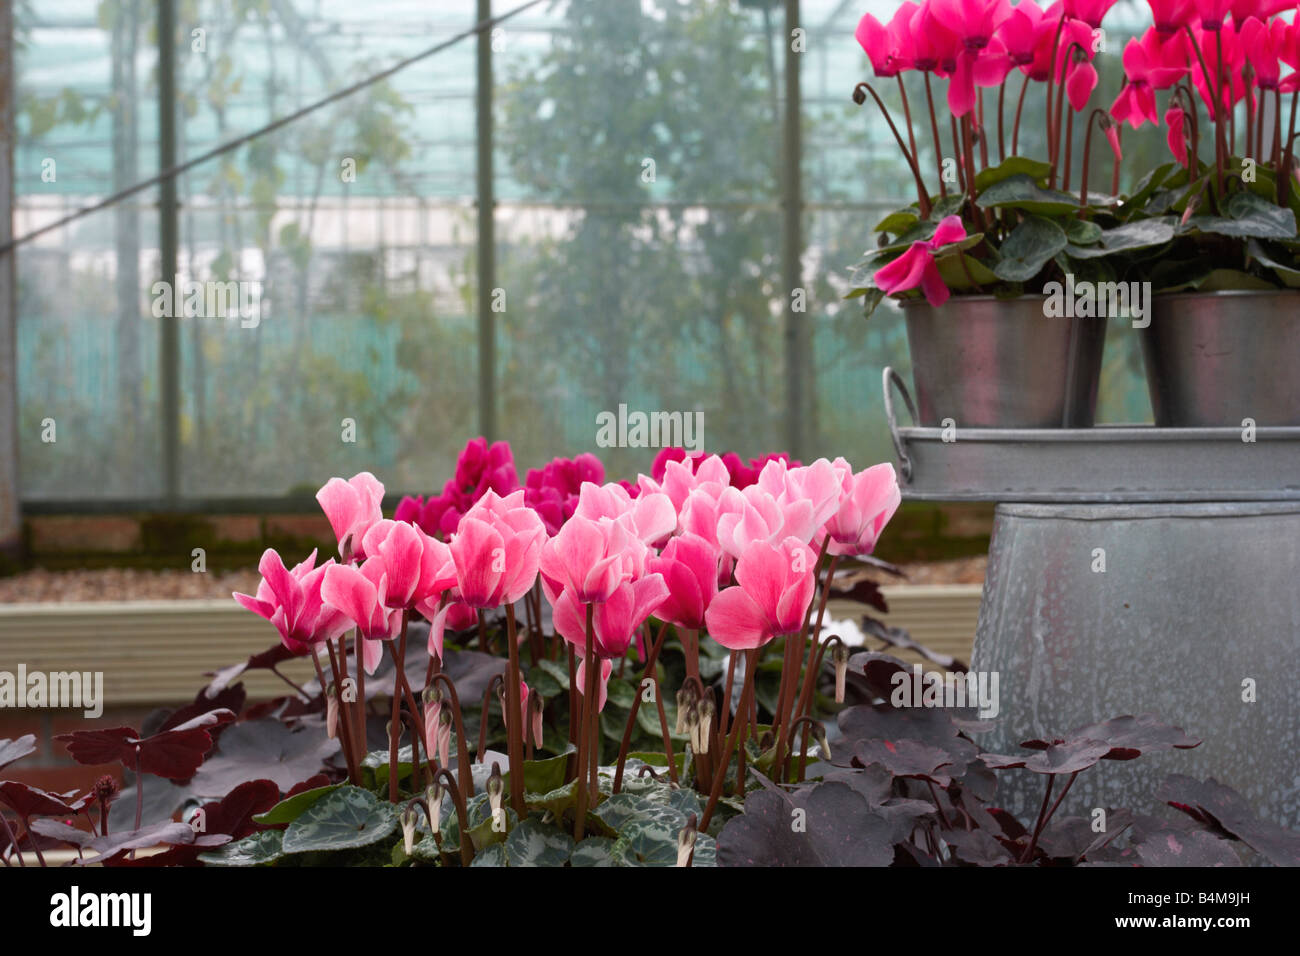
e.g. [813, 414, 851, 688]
[994, 216, 1068, 282]
[1065, 217, 1177, 258]
[976, 174, 1079, 215]
[199, 829, 285, 867]
[281, 786, 398, 854]
[504, 818, 574, 867]
[192, 719, 338, 796]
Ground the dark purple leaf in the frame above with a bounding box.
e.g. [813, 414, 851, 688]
[1135, 828, 1241, 867]
[191, 719, 339, 797]
[716, 782, 894, 867]
[853, 738, 954, 786]
[1157, 774, 1300, 867]
[982, 738, 1113, 775]
[1022, 714, 1201, 761]
[858, 617, 967, 671]
[0, 735, 37, 773]
[205, 643, 303, 697]
[158, 683, 248, 734]
[0, 781, 76, 817]
[945, 827, 1015, 866]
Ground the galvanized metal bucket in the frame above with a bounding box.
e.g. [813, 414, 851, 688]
[902, 296, 1107, 428]
[1142, 290, 1300, 427]
[972, 501, 1300, 831]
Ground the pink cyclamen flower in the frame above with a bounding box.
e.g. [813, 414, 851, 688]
[359, 519, 455, 610]
[448, 489, 547, 610]
[1164, 105, 1189, 166]
[551, 574, 670, 660]
[1195, 0, 1233, 30]
[320, 558, 401, 673]
[538, 514, 643, 605]
[573, 482, 676, 546]
[233, 548, 352, 653]
[704, 537, 816, 650]
[931, 0, 1016, 115]
[1064, 0, 1118, 28]
[873, 215, 968, 306]
[823, 462, 903, 557]
[452, 436, 520, 501]
[1147, 0, 1196, 34]
[1239, 17, 1286, 90]
[316, 472, 385, 559]
[646, 533, 720, 631]
[855, 3, 920, 77]
[1110, 33, 1186, 128]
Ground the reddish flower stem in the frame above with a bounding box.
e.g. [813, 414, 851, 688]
[503, 602, 526, 814]
[699, 648, 757, 831]
[612, 619, 671, 793]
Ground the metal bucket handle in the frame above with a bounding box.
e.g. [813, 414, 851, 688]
[882, 366, 917, 483]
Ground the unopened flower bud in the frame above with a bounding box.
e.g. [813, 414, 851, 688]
[832, 643, 850, 703]
[676, 813, 698, 867]
[694, 697, 715, 756]
[325, 682, 339, 739]
[93, 775, 119, 806]
[425, 782, 444, 838]
[674, 686, 696, 736]
[400, 805, 419, 855]
[810, 721, 831, 761]
[529, 690, 545, 749]
[487, 762, 504, 817]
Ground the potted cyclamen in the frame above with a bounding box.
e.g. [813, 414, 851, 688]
[849, 0, 1123, 427]
[1105, 4, 1300, 426]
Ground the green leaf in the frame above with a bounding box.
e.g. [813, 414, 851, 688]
[570, 837, 618, 867]
[198, 829, 284, 867]
[605, 678, 636, 710]
[1065, 219, 1103, 245]
[470, 843, 509, 867]
[1247, 239, 1300, 288]
[253, 783, 341, 825]
[613, 820, 679, 866]
[934, 254, 1000, 290]
[929, 195, 965, 220]
[874, 207, 920, 234]
[504, 818, 575, 866]
[1065, 217, 1178, 259]
[975, 174, 1080, 215]
[974, 156, 1053, 193]
[534, 658, 571, 690]
[1121, 161, 1179, 210]
[281, 786, 399, 854]
[507, 746, 575, 797]
[1198, 268, 1278, 291]
[993, 216, 1068, 282]
[1188, 190, 1298, 240]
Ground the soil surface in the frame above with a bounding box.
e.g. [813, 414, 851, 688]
[0, 557, 987, 603]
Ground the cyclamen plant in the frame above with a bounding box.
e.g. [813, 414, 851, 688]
[6, 438, 1299, 866]
[848, 0, 1300, 315]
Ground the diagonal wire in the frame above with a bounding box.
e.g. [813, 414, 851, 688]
[0, 0, 548, 257]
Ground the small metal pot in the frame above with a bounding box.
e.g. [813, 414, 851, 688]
[901, 296, 1107, 428]
[1143, 290, 1300, 427]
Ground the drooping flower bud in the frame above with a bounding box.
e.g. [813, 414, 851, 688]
[425, 782, 444, 838]
[831, 642, 850, 704]
[325, 682, 339, 739]
[810, 720, 831, 761]
[437, 708, 453, 770]
[487, 762, 505, 818]
[674, 685, 697, 736]
[676, 813, 698, 867]
[693, 696, 715, 756]
[399, 804, 419, 855]
[529, 689, 546, 749]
